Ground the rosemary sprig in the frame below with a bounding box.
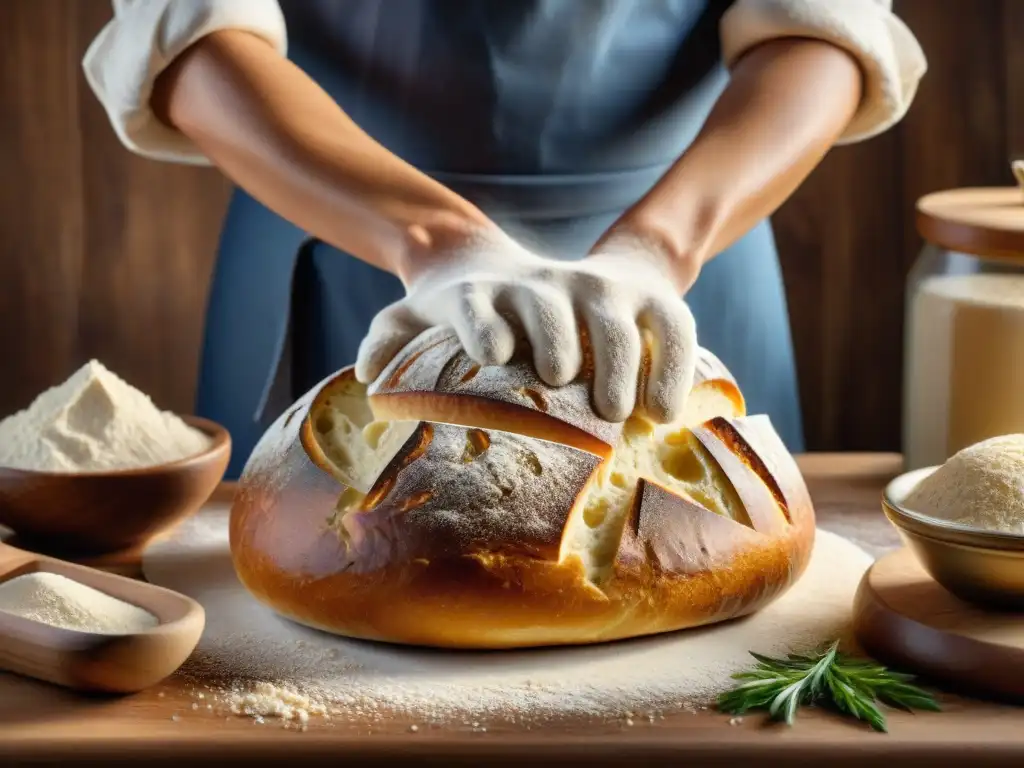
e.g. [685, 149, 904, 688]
[717, 640, 941, 732]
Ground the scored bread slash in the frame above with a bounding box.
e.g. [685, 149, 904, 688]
[231, 334, 814, 649]
[729, 414, 815, 535]
[299, 368, 418, 493]
[367, 327, 746, 459]
[345, 422, 601, 567]
[689, 419, 789, 536]
[367, 326, 620, 458]
[623, 480, 765, 575]
[687, 347, 747, 426]
[613, 481, 797, 629]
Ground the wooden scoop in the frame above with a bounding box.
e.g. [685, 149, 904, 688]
[0, 541, 204, 694]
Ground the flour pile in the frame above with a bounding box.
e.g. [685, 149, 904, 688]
[903, 434, 1024, 534]
[0, 360, 211, 472]
[0, 571, 158, 634]
[143, 506, 873, 727]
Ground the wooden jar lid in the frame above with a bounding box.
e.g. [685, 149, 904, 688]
[916, 187, 1024, 261]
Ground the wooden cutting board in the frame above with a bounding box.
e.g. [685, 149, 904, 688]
[854, 547, 1024, 701]
[2, 456, 1024, 767]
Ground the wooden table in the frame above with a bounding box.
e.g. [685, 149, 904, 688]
[2, 453, 1023, 767]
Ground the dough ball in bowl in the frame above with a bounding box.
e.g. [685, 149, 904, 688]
[903, 434, 1024, 535]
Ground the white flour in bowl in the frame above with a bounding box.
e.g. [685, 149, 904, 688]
[143, 506, 873, 728]
[0, 360, 211, 472]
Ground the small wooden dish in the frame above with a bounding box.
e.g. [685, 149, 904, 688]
[0, 416, 231, 555]
[0, 541, 204, 693]
[883, 467, 1024, 610]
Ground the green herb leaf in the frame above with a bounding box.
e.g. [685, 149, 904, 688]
[717, 640, 940, 732]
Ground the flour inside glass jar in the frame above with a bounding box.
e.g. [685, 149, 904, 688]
[904, 273, 1024, 469]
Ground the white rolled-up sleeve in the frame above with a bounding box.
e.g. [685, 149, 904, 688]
[82, 0, 288, 165]
[720, 0, 927, 143]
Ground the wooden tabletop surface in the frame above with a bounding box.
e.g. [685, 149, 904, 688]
[2, 453, 1023, 767]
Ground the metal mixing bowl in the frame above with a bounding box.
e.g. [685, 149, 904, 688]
[882, 467, 1024, 609]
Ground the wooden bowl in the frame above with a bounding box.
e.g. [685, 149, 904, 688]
[0, 416, 230, 555]
[883, 467, 1024, 610]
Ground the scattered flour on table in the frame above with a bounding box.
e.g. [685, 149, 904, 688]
[225, 681, 328, 729]
[0, 360, 211, 472]
[143, 506, 873, 728]
[0, 571, 158, 634]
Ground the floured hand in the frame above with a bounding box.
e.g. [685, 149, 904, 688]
[355, 229, 697, 424]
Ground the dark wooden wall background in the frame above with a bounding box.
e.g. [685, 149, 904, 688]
[1, 0, 1021, 452]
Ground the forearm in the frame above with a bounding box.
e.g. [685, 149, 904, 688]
[606, 38, 863, 278]
[151, 30, 493, 281]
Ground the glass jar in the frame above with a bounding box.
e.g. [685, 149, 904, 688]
[902, 182, 1024, 470]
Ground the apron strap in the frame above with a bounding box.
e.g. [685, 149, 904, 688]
[254, 237, 319, 427]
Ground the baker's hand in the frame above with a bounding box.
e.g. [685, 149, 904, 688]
[355, 229, 697, 424]
[355, 230, 697, 424]
[581, 229, 700, 422]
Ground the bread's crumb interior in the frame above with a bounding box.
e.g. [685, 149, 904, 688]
[311, 386, 751, 579]
[557, 416, 750, 584]
[311, 380, 418, 495]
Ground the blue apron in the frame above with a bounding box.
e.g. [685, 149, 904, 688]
[196, 0, 805, 479]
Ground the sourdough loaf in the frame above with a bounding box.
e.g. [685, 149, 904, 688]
[230, 330, 814, 649]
